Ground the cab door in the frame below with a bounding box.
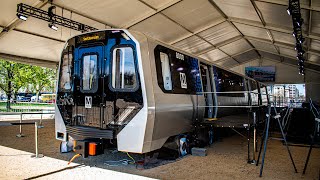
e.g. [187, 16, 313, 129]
[200, 63, 214, 118]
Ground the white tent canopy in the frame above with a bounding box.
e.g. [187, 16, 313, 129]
[0, 0, 319, 72]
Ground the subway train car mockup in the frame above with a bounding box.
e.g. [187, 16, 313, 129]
[55, 29, 269, 155]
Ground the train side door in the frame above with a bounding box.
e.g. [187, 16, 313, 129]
[200, 64, 214, 118]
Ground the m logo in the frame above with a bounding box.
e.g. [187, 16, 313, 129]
[85, 96, 92, 108]
[180, 72, 187, 89]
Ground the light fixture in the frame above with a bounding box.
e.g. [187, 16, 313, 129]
[298, 37, 305, 44]
[288, 0, 305, 75]
[295, 43, 302, 51]
[17, 3, 97, 32]
[16, 13, 27, 21]
[296, 18, 304, 26]
[297, 49, 305, 55]
[287, 7, 291, 15]
[48, 23, 58, 31]
[299, 69, 305, 75]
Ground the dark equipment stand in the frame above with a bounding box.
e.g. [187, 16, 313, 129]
[201, 110, 258, 164]
[302, 99, 320, 175]
[256, 103, 298, 177]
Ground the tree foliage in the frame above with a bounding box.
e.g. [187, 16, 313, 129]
[29, 66, 56, 100]
[0, 59, 56, 102]
[0, 60, 32, 95]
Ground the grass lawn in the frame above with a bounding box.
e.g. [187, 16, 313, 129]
[0, 101, 54, 112]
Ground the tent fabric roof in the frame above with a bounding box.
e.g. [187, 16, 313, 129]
[0, 0, 320, 72]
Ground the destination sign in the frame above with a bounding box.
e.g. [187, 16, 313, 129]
[77, 32, 105, 43]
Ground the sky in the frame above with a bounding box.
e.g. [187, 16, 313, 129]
[295, 84, 305, 96]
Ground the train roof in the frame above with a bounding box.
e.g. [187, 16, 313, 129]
[63, 29, 268, 86]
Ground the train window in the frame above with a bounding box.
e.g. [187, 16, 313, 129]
[213, 67, 245, 97]
[160, 52, 172, 90]
[82, 54, 98, 91]
[60, 52, 73, 91]
[111, 47, 137, 89]
[154, 45, 201, 94]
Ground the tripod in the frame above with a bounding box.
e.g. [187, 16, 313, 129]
[256, 103, 298, 177]
[302, 99, 320, 174]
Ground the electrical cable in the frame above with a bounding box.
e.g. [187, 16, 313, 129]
[126, 152, 136, 164]
[68, 153, 81, 165]
[104, 159, 134, 166]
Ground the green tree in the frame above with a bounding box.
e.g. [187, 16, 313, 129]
[29, 66, 56, 102]
[0, 59, 31, 110]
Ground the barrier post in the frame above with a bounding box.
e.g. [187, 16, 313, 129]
[16, 113, 25, 138]
[31, 121, 44, 158]
[253, 111, 257, 161]
[38, 110, 44, 128]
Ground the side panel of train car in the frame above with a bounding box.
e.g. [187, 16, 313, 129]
[55, 29, 269, 154]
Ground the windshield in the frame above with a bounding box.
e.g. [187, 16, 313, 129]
[59, 50, 73, 91]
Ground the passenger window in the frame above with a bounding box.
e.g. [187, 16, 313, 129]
[160, 52, 172, 91]
[214, 67, 245, 97]
[82, 54, 97, 91]
[112, 47, 137, 90]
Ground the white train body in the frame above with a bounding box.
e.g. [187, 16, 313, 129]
[55, 29, 268, 153]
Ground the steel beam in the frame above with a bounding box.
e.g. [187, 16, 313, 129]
[0, 0, 49, 39]
[170, 19, 226, 44]
[196, 35, 243, 56]
[14, 28, 65, 43]
[0, 52, 58, 69]
[229, 17, 320, 41]
[213, 48, 256, 63]
[124, 0, 183, 29]
[208, 0, 260, 63]
[228, 58, 260, 69]
[306, 0, 313, 62]
[17, 3, 98, 32]
[0, 24, 67, 43]
[245, 35, 320, 56]
[227, 50, 320, 74]
[262, 57, 320, 74]
[254, 0, 320, 12]
[250, 0, 280, 55]
[137, 0, 240, 64]
[52, 2, 116, 28]
[256, 48, 320, 67]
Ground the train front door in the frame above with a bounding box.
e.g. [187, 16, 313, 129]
[76, 45, 106, 128]
[200, 64, 214, 119]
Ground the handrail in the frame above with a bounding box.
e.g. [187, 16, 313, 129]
[0, 111, 55, 115]
[197, 105, 261, 108]
[0, 111, 55, 137]
[197, 91, 264, 95]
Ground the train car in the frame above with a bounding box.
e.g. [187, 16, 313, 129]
[55, 29, 269, 155]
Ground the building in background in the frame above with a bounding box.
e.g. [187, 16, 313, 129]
[273, 84, 305, 106]
[288, 85, 299, 100]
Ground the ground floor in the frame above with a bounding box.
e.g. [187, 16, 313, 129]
[0, 119, 319, 179]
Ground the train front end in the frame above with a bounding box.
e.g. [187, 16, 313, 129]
[55, 30, 150, 154]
